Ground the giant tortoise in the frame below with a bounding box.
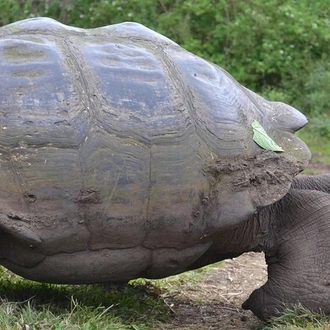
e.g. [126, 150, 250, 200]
[1, 17, 330, 320]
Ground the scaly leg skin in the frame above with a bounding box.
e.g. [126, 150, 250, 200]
[242, 189, 330, 320]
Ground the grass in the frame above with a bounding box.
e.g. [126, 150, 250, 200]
[3, 262, 330, 330]
[0, 261, 221, 330]
[255, 305, 330, 330]
[0, 267, 173, 330]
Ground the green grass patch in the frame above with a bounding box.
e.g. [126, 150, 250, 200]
[0, 267, 172, 330]
[256, 304, 330, 330]
[0, 261, 220, 330]
[143, 261, 222, 290]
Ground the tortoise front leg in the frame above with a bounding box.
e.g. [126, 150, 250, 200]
[243, 189, 330, 320]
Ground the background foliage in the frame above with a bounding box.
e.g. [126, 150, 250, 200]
[0, 0, 329, 124]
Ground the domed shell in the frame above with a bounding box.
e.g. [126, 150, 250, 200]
[0, 18, 310, 283]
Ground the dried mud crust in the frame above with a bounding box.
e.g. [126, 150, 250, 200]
[205, 151, 304, 206]
[155, 252, 267, 330]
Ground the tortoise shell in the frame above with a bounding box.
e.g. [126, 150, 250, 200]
[0, 18, 310, 283]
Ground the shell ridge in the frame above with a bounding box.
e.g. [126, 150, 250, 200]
[151, 46, 212, 152]
[45, 34, 97, 242]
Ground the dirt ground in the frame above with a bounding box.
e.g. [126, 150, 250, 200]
[155, 161, 329, 330]
[155, 252, 266, 330]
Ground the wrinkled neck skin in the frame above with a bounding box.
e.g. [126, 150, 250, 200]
[292, 173, 330, 193]
[252, 173, 330, 257]
[223, 173, 330, 259]
[188, 188, 306, 270]
[214, 203, 278, 258]
[187, 203, 276, 270]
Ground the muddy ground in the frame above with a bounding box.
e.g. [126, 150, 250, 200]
[155, 161, 329, 330]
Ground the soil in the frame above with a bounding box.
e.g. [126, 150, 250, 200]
[154, 252, 266, 330]
[154, 160, 329, 330]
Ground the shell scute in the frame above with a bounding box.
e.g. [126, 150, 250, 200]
[0, 36, 88, 148]
[80, 40, 191, 143]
